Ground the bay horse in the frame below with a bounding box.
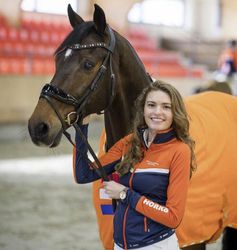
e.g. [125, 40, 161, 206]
[28, 4, 237, 250]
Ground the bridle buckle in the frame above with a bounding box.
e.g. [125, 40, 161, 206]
[65, 111, 79, 126]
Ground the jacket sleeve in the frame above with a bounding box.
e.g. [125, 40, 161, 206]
[73, 124, 126, 184]
[123, 143, 191, 228]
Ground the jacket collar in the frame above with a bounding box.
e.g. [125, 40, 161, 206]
[138, 127, 176, 146]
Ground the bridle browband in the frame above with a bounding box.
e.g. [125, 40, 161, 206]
[39, 25, 116, 182]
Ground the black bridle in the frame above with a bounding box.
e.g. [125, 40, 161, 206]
[39, 25, 116, 181]
[41, 25, 116, 123]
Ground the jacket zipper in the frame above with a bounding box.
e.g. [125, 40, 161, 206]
[122, 166, 137, 249]
[122, 206, 129, 250]
[144, 216, 148, 232]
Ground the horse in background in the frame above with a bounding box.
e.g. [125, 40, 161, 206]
[28, 4, 237, 250]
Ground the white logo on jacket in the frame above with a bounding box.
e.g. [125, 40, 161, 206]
[146, 160, 159, 166]
[143, 199, 169, 213]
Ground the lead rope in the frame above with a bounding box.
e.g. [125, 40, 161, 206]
[41, 95, 119, 212]
[66, 118, 118, 212]
[42, 88, 118, 212]
[41, 95, 109, 181]
[40, 25, 117, 209]
[73, 123, 109, 181]
[71, 123, 118, 211]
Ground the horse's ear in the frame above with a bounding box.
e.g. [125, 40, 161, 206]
[93, 4, 106, 34]
[67, 4, 84, 28]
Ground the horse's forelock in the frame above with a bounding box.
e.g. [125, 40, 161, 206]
[54, 21, 95, 55]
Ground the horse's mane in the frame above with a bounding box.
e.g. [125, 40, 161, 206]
[125, 38, 147, 73]
[54, 22, 95, 55]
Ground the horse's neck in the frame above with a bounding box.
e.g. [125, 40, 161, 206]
[104, 35, 150, 149]
[104, 94, 132, 149]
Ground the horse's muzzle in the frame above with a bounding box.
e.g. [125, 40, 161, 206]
[28, 120, 63, 147]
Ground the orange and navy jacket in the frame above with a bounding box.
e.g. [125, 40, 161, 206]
[74, 125, 191, 249]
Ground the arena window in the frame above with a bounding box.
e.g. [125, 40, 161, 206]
[21, 0, 77, 15]
[128, 0, 184, 27]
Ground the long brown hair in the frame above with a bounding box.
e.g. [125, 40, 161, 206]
[115, 80, 196, 177]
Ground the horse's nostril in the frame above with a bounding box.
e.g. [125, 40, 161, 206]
[35, 122, 49, 138]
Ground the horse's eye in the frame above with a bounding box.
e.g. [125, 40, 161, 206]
[84, 60, 95, 70]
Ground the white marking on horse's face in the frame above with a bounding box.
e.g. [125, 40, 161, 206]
[65, 48, 73, 59]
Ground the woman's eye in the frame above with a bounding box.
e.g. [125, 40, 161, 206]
[84, 60, 95, 70]
[147, 103, 154, 107]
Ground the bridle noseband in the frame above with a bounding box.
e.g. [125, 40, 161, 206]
[39, 25, 116, 182]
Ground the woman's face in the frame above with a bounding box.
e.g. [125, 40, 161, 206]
[144, 90, 173, 133]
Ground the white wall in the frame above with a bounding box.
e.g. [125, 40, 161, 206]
[0, 0, 21, 26]
[222, 0, 237, 38]
[197, 0, 221, 39]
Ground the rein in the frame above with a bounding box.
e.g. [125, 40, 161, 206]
[40, 25, 116, 181]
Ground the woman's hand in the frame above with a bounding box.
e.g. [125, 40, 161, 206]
[103, 181, 126, 199]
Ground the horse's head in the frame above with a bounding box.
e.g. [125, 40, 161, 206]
[28, 4, 116, 147]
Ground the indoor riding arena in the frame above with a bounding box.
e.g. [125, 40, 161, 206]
[1, 1, 237, 250]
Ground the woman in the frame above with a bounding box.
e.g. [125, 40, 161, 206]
[74, 80, 196, 250]
[218, 39, 237, 77]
